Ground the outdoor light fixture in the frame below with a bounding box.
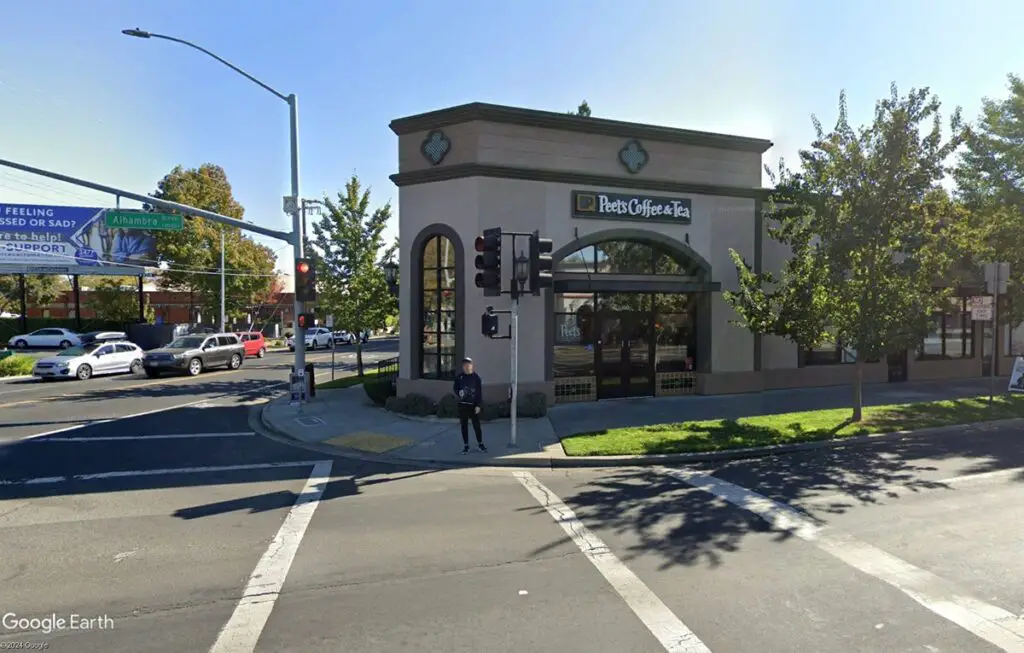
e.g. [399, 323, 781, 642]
[383, 260, 398, 285]
[514, 252, 530, 288]
[121, 28, 152, 38]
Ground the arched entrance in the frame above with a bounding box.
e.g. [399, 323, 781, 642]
[547, 229, 717, 401]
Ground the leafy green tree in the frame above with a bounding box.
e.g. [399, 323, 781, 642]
[727, 85, 967, 421]
[90, 278, 155, 323]
[568, 100, 592, 117]
[151, 164, 277, 322]
[955, 74, 1024, 337]
[0, 274, 67, 314]
[309, 175, 396, 375]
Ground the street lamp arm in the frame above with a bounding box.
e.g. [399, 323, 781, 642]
[124, 29, 289, 102]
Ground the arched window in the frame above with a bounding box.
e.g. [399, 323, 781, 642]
[419, 235, 457, 379]
[555, 239, 705, 278]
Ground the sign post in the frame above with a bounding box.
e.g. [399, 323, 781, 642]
[985, 262, 1010, 406]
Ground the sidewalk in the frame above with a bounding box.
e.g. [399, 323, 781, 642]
[260, 386, 563, 466]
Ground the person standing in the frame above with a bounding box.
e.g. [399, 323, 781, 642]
[453, 357, 486, 454]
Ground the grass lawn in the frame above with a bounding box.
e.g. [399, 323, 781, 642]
[316, 369, 382, 390]
[561, 394, 1024, 457]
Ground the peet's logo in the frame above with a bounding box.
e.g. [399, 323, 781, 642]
[572, 191, 691, 223]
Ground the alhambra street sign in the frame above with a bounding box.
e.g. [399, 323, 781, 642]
[105, 210, 183, 231]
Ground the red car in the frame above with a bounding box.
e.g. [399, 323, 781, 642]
[236, 332, 267, 358]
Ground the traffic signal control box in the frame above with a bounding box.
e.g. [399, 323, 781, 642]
[481, 310, 499, 338]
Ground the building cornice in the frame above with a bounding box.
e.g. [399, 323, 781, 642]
[390, 163, 771, 201]
[389, 102, 774, 154]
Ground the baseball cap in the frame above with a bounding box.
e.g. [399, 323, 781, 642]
[462, 357, 473, 363]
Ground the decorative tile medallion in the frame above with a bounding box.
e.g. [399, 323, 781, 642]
[421, 130, 452, 165]
[618, 139, 649, 174]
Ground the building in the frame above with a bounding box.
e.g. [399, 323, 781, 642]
[26, 286, 296, 327]
[391, 102, 1015, 404]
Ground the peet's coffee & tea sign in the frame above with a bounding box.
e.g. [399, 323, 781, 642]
[572, 191, 692, 224]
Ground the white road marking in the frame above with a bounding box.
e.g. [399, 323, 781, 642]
[209, 459, 332, 653]
[36, 432, 256, 442]
[802, 466, 1024, 507]
[667, 469, 1024, 652]
[515, 471, 713, 653]
[0, 460, 323, 486]
[11, 382, 286, 443]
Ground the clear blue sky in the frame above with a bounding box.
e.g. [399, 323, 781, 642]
[2, 0, 1022, 287]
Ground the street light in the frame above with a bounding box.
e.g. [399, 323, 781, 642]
[383, 260, 399, 296]
[513, 252, 530, 291]
[122, 27, 308, 382]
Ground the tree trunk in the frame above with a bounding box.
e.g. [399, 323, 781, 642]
[852, 358, 864, 422]
[356, 341, 364, 377]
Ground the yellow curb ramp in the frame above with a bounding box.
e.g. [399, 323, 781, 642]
[324, 432, 415, 454]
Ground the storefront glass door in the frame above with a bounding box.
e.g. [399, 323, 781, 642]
[596, 308, 654, 399]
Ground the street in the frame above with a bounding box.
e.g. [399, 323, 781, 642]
[1, 343, 1023, 652]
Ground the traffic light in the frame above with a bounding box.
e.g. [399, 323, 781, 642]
[529, 230, 554, 296]
[474, 227, 502, 297]
[295, 258, 317, 303]
[481, 309, 499, 338]
[297, 313, 317, 329]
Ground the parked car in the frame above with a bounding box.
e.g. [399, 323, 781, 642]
[142, 333, 245, 378]
[32, 341, 144, 381]
[237, 332, 267, 358]
[79, 330, 128, 346]
[8, 328, 81, 350]
[304, 327, 334, 350]
[333, 330, 369, 345]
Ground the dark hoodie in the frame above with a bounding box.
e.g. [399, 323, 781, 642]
[453, 371, 483, 406]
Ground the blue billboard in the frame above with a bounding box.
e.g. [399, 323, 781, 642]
[0, 203, 158, 275]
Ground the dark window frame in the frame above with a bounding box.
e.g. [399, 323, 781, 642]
[419, 235, 458, 380]
[556, 240, 700, 277]
[918, 298, 974, 360]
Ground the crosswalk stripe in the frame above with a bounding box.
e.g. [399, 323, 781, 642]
[37, 432, 256, 442]
[0, 460, 325, 486]
[515, 471, 714, 653]
[667, 468, 1024, 652]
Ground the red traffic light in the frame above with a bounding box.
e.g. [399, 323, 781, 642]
[296, 261, 310, 274]
[475, 236, 486, 252]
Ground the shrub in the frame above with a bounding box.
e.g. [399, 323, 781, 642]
[385, 393, 437, 416]
[0, 354, 35, 377]
[364, 378, 396, 406]
[518, 392, 548, 418]
[480, 400, 510, 422]
[437, 394, 459, 418]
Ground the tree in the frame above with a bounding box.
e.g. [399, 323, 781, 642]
[151, 164, 276, 323]
[309, 175, 396, 375]
[955, 74, 1024, 339]
[726, 85, 967, 421]
[0, 274, 67, 314]
[568, 100, 592, 117]
[90, 278, 154, 323]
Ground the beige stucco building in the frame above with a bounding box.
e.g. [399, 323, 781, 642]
[390, 102, 997, 404]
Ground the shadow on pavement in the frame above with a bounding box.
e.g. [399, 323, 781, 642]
[524, 423, 1024, 569]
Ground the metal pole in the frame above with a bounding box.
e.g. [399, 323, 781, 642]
[220, 229, 226, 332]
[288, 94, 307, 388]
[509, 296, 519, 448]
[72, 275, 82, 331]
[990, 270, 1000, 406]
[137, 275, 145, 323]
[18, 274, 27, 334]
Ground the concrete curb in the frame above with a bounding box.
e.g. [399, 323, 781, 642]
[254, 402, 1024, 470]
[0, 375, 34, 382]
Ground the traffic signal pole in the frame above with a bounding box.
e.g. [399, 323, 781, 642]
[509, 281, 520, 449]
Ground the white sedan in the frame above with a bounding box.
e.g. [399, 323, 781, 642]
[32, 341, 144, 381]
[8, 328, 81, 350]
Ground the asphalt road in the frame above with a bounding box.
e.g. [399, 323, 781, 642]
[1, 348, 1023, 652]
